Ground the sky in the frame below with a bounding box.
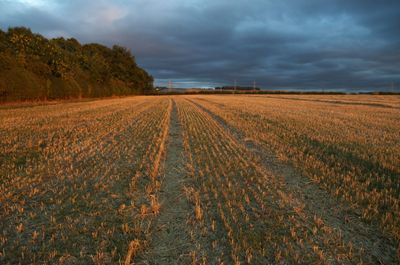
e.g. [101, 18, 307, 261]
[1, 0, 399, 91]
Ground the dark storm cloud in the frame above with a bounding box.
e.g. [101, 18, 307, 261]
[1, 0, 399, 90]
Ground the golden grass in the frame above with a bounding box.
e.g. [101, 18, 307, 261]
[176, 97, 373, 263]
[177, 95, 399, 263]
[189, 94, 400, 240]
[124, 239, 140, 265]
[0, 96, 171, 263]
[1, 94, 398, 264]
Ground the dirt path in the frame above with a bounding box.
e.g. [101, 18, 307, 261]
[143, 100, 193, 265]
[189, 98, 398, 264]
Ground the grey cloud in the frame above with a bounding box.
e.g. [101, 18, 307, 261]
[1, 0, 399, 90]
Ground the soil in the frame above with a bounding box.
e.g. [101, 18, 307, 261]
[142, 100, 194, 265]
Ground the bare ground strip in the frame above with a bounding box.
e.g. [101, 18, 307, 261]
[142, 100, 193, 265]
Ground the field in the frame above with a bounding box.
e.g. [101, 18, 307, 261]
[0, 95, 399, 264]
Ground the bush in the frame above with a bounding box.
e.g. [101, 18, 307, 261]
[0, 27, 154, 102]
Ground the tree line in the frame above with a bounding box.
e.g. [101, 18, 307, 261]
[0, 27, 154, 102]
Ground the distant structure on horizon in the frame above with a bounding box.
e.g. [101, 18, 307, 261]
[214, 86, 260, 91]
[155, 86, 168, 91]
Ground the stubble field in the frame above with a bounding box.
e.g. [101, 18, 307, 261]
[0, 94, 399, 264]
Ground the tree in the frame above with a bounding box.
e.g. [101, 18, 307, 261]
[0, 27, 154, 102]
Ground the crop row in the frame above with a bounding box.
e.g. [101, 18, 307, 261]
[0, 97, 171, 264]
[190, 95, 400, 243]
[176, 98, 368, 264]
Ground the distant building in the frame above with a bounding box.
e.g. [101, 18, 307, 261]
[214, 86, 260, 91]
[155, 86, 168, 91]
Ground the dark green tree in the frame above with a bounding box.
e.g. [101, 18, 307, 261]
[0, 27, 154, 102]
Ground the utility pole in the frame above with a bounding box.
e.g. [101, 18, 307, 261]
[234, 79, 237, 94]
[168, 80, 172, 92]
[253, 80, 256, 91]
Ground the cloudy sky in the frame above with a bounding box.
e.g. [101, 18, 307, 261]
[1, 0, 399, 90]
